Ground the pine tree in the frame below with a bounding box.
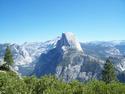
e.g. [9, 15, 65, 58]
[4, 46, 14, 68]
[102, 59, 117, 84]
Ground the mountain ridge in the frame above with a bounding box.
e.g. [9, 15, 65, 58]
[0, 32, 125, 82]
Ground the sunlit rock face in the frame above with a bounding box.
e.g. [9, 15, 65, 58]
[56, 32, 83, 52]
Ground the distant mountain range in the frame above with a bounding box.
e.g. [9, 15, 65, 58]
[0, 32, 125, 82]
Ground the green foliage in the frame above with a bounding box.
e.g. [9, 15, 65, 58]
[0, 72, 125, 94]
[84, 80, 108, 94]
[84, 80, 125, 94]
[102, 59, 117, 84]
[0, 71, 28, 94]
[35, 75, 73, 94]
[0, 63, 10, 71]
[107, 82, 125, 94]
[4, 46, 14, 67]
[23, 76, 39, 94]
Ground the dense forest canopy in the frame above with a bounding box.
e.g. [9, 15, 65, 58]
[0, 71, 125, 94]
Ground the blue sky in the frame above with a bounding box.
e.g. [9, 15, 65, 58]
[0, 0, 125, 43]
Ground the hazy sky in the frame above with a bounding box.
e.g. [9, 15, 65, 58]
[0, 0, 125, 43]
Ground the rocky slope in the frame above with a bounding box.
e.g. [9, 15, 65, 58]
[0, 37, 60, 75]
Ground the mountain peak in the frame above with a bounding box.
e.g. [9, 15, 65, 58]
[56, 32, 83, 51]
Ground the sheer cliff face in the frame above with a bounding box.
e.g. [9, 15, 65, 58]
[34, 32, 103, 82]
[34, 32, 85, 80]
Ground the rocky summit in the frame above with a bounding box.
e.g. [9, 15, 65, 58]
[56, 32, 83, 52]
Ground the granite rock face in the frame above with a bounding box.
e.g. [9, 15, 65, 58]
[34, 32, 103, 81]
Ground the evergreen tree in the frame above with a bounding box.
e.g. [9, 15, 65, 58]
[102, 59, 117, 84]
[4, 46, 14, 68]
